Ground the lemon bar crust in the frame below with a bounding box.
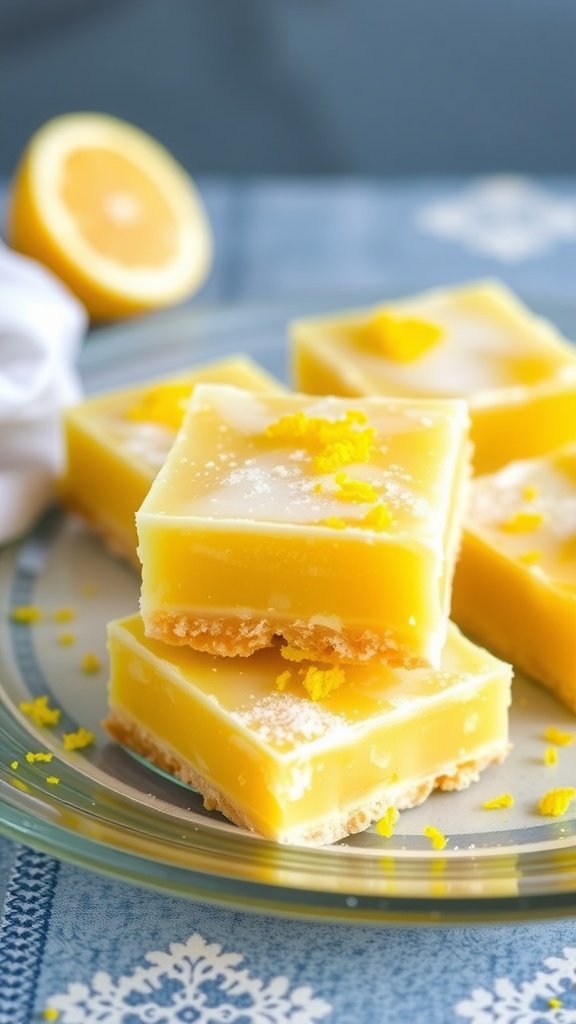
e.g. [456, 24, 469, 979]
[105, 703, 509, 847]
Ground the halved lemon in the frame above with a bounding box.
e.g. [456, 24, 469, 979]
[6, 112, 213, 320]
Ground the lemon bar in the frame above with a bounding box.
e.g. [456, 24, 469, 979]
[291, 281, 576, 475]
[452, 443, 576, 712]
[137, 384, 470, 665]
[59, 355, 283, 564]
[104, 614, 512, 846]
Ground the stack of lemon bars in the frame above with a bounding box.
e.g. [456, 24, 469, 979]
[60, 281, 576, 846]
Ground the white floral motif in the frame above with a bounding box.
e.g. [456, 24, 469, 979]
[456, 946, 576, 1023]
[415, 176, 576, 262]
[47, 932, 332, 1023]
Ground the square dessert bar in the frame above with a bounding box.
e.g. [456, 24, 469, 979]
[59, 355, 283, 565]
[104, 614, 512, 846]
[291, 281, 576, 475]
[452, 443, 576, 712]
[137, 384, 470, 666]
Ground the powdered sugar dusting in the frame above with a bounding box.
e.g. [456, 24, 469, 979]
[233, 692, 349, 747]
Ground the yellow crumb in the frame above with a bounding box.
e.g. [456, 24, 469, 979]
[57, 631, 76, 646]
[543, 726, 575, 747]
[62, 727, 95, 751]
[280, 645, 318, 663]
[81, 652, 102, 674]
[10, 760, 18, 770]
[81, 582, 98, 597]
[522, 484, 538, 501]
[53, 606, 75, 623]
[544, 746, 559, 766]
[10, 605, 42, 624]
[45, 776, 60, 785]
[362, 311, 443, 361]
[482, 793, 514, 810]
[538, 787, 576, 817]
[19, 696, 61, 727]
[25, 751, 53, 764]
[375, 807, 399, 838]
[275, 670, 291, 691]
[362, 503, 393, 531]
[548, 998, 562, 1009]
[126, 381, 193, 430]
[500, 511, 543, 533]
[518, 550, 542, 566]
[301, 664, 345, 701]
[424, 825, 447, 850]
[43, 1010, 60, 1022]
[333, 472, 379, 504]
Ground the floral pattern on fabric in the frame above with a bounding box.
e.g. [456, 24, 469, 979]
[47, 932, 332, 1023]
[456, 946, 576, 1022]
[415, 176, 576, 262]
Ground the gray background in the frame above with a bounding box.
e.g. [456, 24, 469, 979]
[1, 0, 576, 178]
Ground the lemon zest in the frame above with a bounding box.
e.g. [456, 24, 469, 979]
[319, 516, 348, 530]
[362, 503, 393, 531]
[522, 484, 538, 501]
[10, 760, 18, 770]
[126, 381, 193, 430]
[62, 727, 95, 751]
[544, 746, 559, 766]
[543, 726, 575, 747]
[538, 787, 576, 817]
[81, 652, 102, 674]
[500, 511, 543, 533]
[43, 1010, 60, 1022]
[58, 631, 76, 646]
[280, 645, 318, 663]
[301, 665, 345, 701]
[424, 825, 447, 850]
[275, 670, 291, 692]
[53, 606, 75, 623]
[482, 793, 514, 810]
[19, 696, 61, 727]
[25, 751, 53, 764]
[362, 311, 443, 361]
[375, 807, 399, 838]
[333, 472, 379, 504]
[45, 776, 60, 785]
[548, 998, 562, 1009]
[11, 605, 42, 624]
[264, 410, 375, 473]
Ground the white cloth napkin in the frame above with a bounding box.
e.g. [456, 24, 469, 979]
[0, 242, 87, 544]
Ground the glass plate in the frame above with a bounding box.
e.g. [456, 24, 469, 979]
[2, 291, 576, 925]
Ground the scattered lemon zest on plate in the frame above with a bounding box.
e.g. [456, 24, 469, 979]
[482, 793, 514, 810]
[543, 726, 575, 747]
[424, 825, 447, 850]
[375, 807, 399, 838]
[19, 695, 61, 727]
[81, 652, 102, 674]
[25, 751, 54, 764]
[10, 605, 42, 624]
[538, 787, 576, 817]
[62, 727, 95, 751]
[45, 776, 60, 785]
[53, 606, 75, 623]
[544, 746, 559, 766]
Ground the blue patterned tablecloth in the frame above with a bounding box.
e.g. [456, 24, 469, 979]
[3, 174, 576, 1024]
